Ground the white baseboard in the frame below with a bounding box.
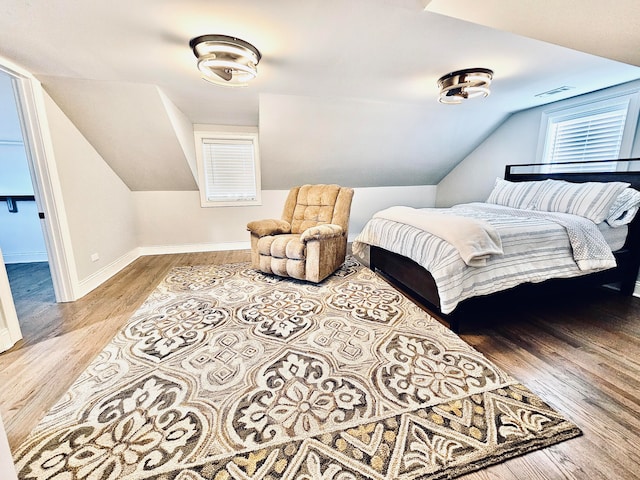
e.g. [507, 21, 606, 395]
[634, 281, 640, 298]
[138, 242, 250, 256]
[74, 242, 249, 299]
[75, 249, 140, 299]
[1, 252, 48, 264]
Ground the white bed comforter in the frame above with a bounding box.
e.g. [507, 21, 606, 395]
[352, 202, 617, 314]
[372, 206, 503, 267]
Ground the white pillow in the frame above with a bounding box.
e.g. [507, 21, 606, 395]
[606, 187, 640, 227]
[531, 179, 629, 224]
[486, 178, 548, 210]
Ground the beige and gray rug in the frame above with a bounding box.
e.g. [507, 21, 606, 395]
[14, 258, 580, 479]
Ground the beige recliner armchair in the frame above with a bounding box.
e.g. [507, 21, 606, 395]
[247, 184, 354, 283]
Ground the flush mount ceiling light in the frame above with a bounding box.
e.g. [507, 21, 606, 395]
[189, 34, 261, 87]
[437, 68, 493, 104]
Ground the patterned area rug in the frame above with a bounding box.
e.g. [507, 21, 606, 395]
[14, 258, 581, 479]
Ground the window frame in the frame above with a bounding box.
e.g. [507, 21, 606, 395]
[194, 130, 262, 207]
[536, 90, 640, 172]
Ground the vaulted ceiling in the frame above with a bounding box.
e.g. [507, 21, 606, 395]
[427, 0, 640, 67]
[1, 0, 639, 190]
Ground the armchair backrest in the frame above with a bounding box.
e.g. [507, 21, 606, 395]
[282, 184, 354, 235]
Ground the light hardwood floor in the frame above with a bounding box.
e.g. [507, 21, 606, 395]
[1, 251, 639, 479]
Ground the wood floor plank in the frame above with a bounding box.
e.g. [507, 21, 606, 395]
[1, 251, 639, 479]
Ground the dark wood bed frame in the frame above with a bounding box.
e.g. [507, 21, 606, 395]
[369, 159, 640, 332]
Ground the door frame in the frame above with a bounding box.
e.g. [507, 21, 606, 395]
[0, 248, 21, 352]
[0, 55, 76, 304]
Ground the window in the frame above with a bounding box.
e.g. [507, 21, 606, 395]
[194, 131, 261, 207]
[537, 92, 639, 172]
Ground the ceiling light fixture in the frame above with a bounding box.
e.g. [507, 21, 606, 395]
[437, 68, 493, 104]
[189, 34, 261, 87]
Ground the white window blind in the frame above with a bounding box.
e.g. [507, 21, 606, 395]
[539, 92, 639, 173]
[194, 130, 261, 207]
[202, 139, 257, 202]
[544, 107, 627, 167]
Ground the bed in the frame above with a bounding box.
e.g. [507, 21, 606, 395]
[352, 159, 640, 332]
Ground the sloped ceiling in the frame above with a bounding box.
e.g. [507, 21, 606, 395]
[1, 0, 639, 191]
[426, 0, 640, 67]
[40, 78, 197, 191]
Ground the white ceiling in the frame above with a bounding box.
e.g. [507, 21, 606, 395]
[1, 0, 639, 189]
[427, 0, 640, 67]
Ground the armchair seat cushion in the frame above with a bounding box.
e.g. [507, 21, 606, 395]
[257, 234, 306, 260]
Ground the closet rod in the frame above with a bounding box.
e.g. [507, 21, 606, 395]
[0, 195, 36, 213]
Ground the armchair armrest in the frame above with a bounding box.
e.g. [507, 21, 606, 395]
[247, 219, 291, 237]
[300, 224, 344, 242]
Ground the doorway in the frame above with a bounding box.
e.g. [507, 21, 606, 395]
[0, 57, 76, 353]
[0, 70, 56, 347]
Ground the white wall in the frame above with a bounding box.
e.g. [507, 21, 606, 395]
[42, 92, 137, 282]
[0, 144, 33, 194]
[133, 185, 437, 252]
[159, 89, 198, 183]
[0, 201, 47, 263]
[133, 190, 288, 253]
[436, 79, 640, 206]
[258, 93, 505, 190]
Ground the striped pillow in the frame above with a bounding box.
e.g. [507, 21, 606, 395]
[532, 179, 629, 224]
[486, 178, 547, 210]
[606, 187, 640, 227]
